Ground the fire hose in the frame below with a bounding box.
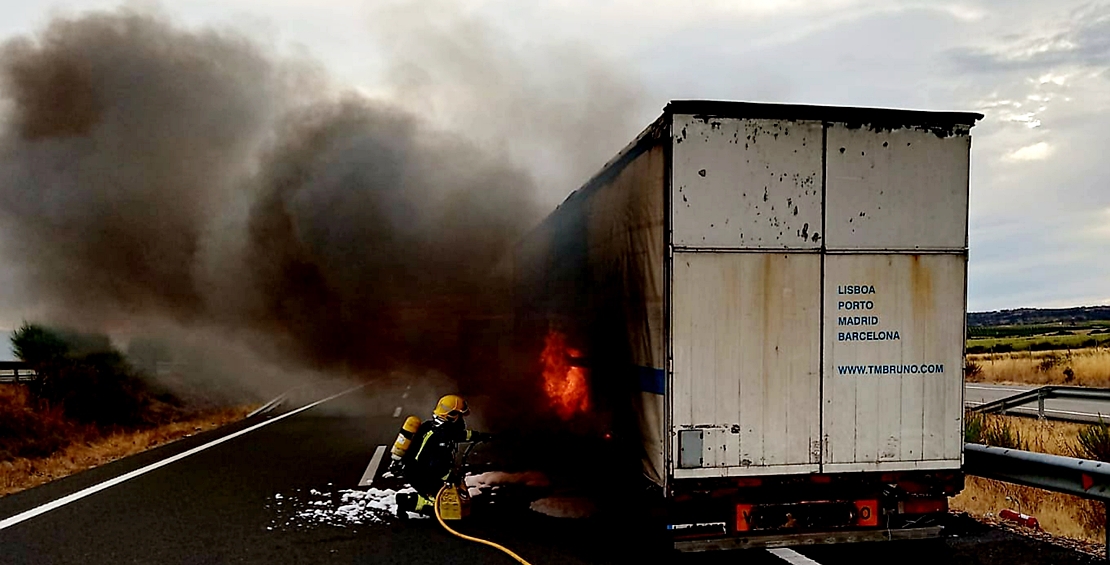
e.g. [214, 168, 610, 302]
[434, 485, 534, 565]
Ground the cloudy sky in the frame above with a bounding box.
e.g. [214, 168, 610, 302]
[1, 0, 1107, 314]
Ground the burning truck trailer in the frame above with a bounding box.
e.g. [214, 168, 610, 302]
[507, 100, 981, 550]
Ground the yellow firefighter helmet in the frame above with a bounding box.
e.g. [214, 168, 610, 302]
[433, 394, 470, 422]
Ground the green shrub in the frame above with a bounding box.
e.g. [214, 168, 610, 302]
[965, 411, 986, 444]
[10, 323, 173, 427]
[1075, 419, 1110, 462]
[966, 412, 1025, 449]
[964, 361, 984, 379]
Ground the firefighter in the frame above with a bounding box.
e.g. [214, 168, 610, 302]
[393, 394, 493, 516]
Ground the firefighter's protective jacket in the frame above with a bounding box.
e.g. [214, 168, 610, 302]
[406, 419, 484, 498]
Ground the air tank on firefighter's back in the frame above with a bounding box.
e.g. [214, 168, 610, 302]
[391, 415, 422, 462]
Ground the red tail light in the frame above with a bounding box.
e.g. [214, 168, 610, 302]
[854, 499, 879, 527]
[735, 504, 753, 532]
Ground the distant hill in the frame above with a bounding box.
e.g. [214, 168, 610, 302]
[968, 306, 1110, 327]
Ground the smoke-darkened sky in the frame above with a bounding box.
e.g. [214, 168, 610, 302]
[0, 4, 645, 371]
[0, 0, 1106, 327]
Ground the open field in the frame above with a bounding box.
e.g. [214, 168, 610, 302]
[968, 333, 1110, 353]
[0, 404, 256, 497]
[968, 321, 1110, 339]
[966, 348, 1110, 387]
[966, 319, 1110, 353]
[953, 415, 1106, 543]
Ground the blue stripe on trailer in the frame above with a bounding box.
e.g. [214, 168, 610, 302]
[636, 365, 665, 395]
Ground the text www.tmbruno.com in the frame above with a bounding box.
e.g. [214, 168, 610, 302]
[837, 364, 945, 375]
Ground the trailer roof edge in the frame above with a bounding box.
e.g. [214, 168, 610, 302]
[664, 100, 983, 129]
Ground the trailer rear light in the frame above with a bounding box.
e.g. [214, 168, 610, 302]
[899, 498, 948, 515]
[810, 474, 832, 484]
[853, 499, 879, 527]
[735, 504, 753, 532]
[735, 477, 762, 488]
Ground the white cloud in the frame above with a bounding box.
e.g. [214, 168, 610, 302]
[1000, 111, 1041, 128]
[1036, 72, 1069, 85]
[1003, 141, 1052, 161]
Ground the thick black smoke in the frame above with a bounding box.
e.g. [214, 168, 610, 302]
[0, 6, 646, 411]
[0, 11, 279, 324]
[242, 97, 537, 368]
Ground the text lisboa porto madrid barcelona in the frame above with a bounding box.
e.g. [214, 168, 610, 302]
[834, 283, 944, 375]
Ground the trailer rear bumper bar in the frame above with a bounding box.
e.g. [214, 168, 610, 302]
[673, 525, 944, 552]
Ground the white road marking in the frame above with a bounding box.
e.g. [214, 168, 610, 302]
[392, 406, 403, 418]
[0, 384, 365, 532]
[768, 547, 822, 565]
[401, 391, 409, 399]
[359, 445, 387, 487]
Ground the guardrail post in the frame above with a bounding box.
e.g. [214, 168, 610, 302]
[1038, 391, 1046, 421]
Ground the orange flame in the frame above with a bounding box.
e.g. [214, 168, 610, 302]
[540, 329, 590, 420]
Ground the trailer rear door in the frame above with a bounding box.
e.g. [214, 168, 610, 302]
[668, 112, 971, 478]
[672, 252, 822, 476]
[670, 116, 824, 478]
[819, 123, 969, 472]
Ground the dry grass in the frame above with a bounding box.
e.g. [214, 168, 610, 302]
[953, 416, 1106, 543]
[0, 405, 256, 497]
[0, 385, 93, 461]
[953, 477, 1104, 543]
[967, 348, 1110, 387]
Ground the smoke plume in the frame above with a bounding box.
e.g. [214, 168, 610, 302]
[0, 5, 647, 400]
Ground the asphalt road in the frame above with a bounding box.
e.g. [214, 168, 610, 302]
[965, 383, 1110, 422]
[0, 381, 1104, 565]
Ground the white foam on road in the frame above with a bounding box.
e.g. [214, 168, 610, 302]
[768, 548, 822, 564]
[268, 487, 427, 529]
[0, 384, 366, 532]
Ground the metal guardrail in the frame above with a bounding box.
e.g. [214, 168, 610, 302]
[965, 443, 1110, 559]
[965, 443, 1110, 502]
[969, 385, 1110, 420]
[0, 362, 38, 384]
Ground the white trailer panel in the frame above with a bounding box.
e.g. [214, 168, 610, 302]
[672, 252, 822, 477]
[821, 253, 966, 471]
[825, 124, 971, 251]
[672, 116, 823, 250]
